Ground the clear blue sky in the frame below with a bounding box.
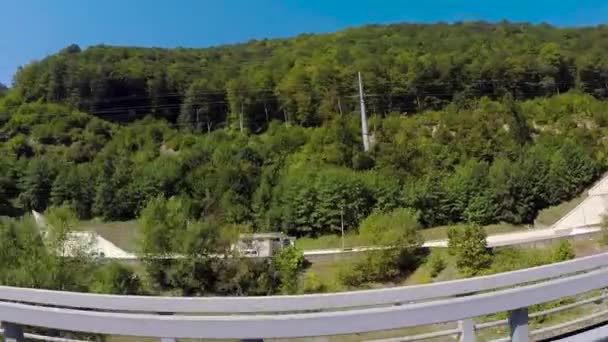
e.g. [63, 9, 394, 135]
[2, 0, 607, 85]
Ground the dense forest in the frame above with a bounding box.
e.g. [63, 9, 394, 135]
[10, 21, 608, 128]
[0, 21, 607, 295]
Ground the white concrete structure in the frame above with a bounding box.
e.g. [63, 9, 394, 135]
[552, 174, 608, 232]
[31, 211, 136, 259]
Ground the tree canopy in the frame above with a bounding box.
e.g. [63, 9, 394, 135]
[11, 22, 608, 128]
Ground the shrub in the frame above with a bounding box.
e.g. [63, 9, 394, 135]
[427, 251, 447, 278]
[339, 248, 420, 287]
[552, 240, 575, 262]
[301, 272, 328, 293]
[90, 262, 142, 295]
[272, 246, 305, 294]
[448, 225, 492, 276]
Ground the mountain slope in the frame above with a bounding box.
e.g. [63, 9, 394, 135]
[12, 21, 608, 130]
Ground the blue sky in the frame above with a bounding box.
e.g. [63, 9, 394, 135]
[1, 0, 607, 85]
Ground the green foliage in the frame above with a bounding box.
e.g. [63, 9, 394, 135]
[0, 215, 93, 291]
[270, 167, 374, 236]
[301, 272, 328, 294]
[427, 251, 447, 278]
[341, 209, 422, 287]
[552, 240, 575, 262]
[51, 164, 96, 219]
[18, 158, 58, 212]
[13, 23, 608, 125]
[90, 262, 142, 295]
[358, 208, 422, 247]
[486, 247, 554, 274]
[448, 225, 493, 276]
[1, 90, 604, 235]
[272, 246, 305, 294]
[137, 195, 282, 296]
[339, 248, 420, 287]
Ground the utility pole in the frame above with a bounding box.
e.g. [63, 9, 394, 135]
[358, 71, 370, 152]
[341, 206, 345, 251]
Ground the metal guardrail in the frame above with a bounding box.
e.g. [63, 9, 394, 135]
[1, 251, 607, 314]
[0, 253, 607, 342]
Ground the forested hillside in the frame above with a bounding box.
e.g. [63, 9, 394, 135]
[11, 22, 608, 129]
[1, 21, 608, 235]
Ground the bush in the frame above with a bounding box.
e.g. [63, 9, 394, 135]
[552, 240, 575, 262]
[359, 208, 422, 247]
[488, 247, 552, 274]
[339, 208, 424, 287]
[301, 272, 328, 293]
[448, 225, 492, 276]
[427, 251, 446, 278]
[90, 262, 142, 295]
[339, 248, 420, 287]
[339, 252, 393, 287]
[272, 246, 305, 294]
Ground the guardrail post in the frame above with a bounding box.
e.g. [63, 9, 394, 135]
[2, 322, 24, 342]
[459, 319, 475, 342]
[508, 307, 528, 342]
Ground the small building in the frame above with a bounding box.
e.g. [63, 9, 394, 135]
[234, 233, 295, 258]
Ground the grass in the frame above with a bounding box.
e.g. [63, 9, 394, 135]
[77, 219, 140, 252]
[303, 255, 365, 292]
[295, 232, 368, 250]
[535, 192, 587, 227]
[420, 222, 524, 241]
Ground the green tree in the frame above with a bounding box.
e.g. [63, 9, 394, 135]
[18, 159, 58, 212]
[51, 164, 96, 219]
[448, 225, 492, 276]
[226, 78, 248, 133]
[178, 79, 223, 133]
[137, 195, 240, 295]
[272, 246, 305, 294]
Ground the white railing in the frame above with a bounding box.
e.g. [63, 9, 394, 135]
[0, 252, 608, 342]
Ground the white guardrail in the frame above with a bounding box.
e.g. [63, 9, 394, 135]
[1, 252, 608, 342]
